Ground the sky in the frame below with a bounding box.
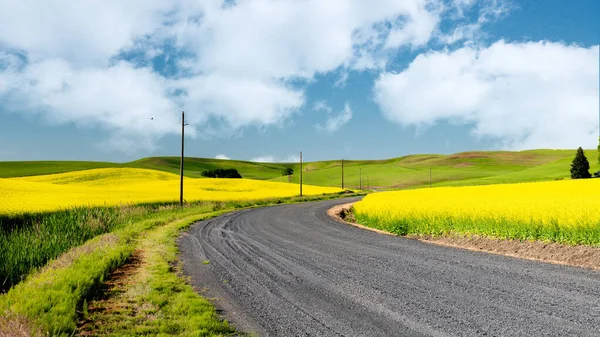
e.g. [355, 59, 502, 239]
[0, 0, 598, 163]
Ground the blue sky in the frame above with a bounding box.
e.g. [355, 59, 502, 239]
[0, 0, 598, 163]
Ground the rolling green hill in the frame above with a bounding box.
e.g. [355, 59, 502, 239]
[0, 158, 294, 180]
[0, 161, 119, 178]
[1, 149, 598, 189]
[270, 149, 599, 189]
[128, 157, 294, 180]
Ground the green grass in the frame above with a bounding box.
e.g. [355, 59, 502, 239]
[0, 192, 361, 336]
[0, 202, 238, 292]
[0, 203, 229, 336]
[77, 210, 237, 336]
[0, 161, 118, 178]
[2, 149, 598, 188]
[0, 206, 140, 291]
[272, 149, 600, 189]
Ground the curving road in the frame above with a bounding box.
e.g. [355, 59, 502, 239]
[179, 198, 600, 336]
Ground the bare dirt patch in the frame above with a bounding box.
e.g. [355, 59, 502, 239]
[77, 250, 146, 336]
[0, 312, 42, 337]
[414, 234, 600, 270]
[327, 203, 394, 237]
[398, 155, 441, 164]
[448, 153, 490, 160]
[329, 203, 600, 271]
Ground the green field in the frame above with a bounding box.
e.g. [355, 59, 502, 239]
[1, 149, 598, 189]
[0, 157, 294, 180]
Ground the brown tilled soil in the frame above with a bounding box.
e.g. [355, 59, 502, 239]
[447, 153, 490, 159]
[397, 155, 441, 164]
[329, 203, 600, 271]
[77, 250, 145, 336]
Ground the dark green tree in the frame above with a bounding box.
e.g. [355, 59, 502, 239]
[570, 147, 591, 179]
[201, 168, 242, 178]
[282, 167, 294, 176]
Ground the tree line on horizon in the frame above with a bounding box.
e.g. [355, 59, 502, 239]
[201, 168, 242, 178]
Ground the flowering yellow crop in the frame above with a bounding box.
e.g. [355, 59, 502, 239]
[354, 179, 600, 245]
[0, 168, 340, 215]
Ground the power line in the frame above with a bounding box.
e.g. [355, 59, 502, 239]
[180, 111, 189, 207]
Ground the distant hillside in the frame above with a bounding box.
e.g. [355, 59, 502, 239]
[0, 161, 119, 178]
[268, 149, 599, 189]
[128, 157, 294, 180]
[1, 149, 598, 189]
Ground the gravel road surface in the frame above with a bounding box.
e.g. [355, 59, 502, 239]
[179, 198, 600, 336]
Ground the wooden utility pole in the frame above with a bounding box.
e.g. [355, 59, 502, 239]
[299, 151, 303, 196]
[341, 159, 344, 189]
[180, 111, 185, 206]
[359, 168, 362, 190]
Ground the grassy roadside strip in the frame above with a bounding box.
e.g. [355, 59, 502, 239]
[0, 204, 217, 336]
[78, 211, 236, 336]
[0, 192, 362, 336]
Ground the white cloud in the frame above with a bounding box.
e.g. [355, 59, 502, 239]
[250, 154, 300, 163]
[313, 101, 333, 113]
[215, 154, 231, 160]
[384, 1, 443, 50]
[439, 0, 513, 44]
[283, 155, 301, 163]
[0, 0, 174, 66]
[250, 155, 275, 163]
[0, 0, 524, 153]
[374, 41, 600, 149]
[178, 74, 304, 128]
[452, 0, 477, 17]
[0, 59, 182, 152]
[0, 0, 458, 153]
[315, 103, 353, 133]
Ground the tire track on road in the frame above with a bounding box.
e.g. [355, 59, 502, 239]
[179, 198, 600, 336]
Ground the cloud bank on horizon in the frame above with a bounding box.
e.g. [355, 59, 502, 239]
[0, 0, 597, 153]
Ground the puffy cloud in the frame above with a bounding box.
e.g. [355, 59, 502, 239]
[215, 154, 231, 160]
[439, 0, 513, 44]
[176, 0, 446, 77]
[0, 0, 511, 152]
[383, 1, 443, 50]
[0, 0, 175, 66]
[250, 155, 275, 163]
[374, 41, 600, 149]
[1, 59, 181, 152]
[315, 103, 353, 133]
[178, 74, 304, 128]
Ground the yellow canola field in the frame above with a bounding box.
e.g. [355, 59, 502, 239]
[0, 168, 341, 215]
[354, 179, 600, 244]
